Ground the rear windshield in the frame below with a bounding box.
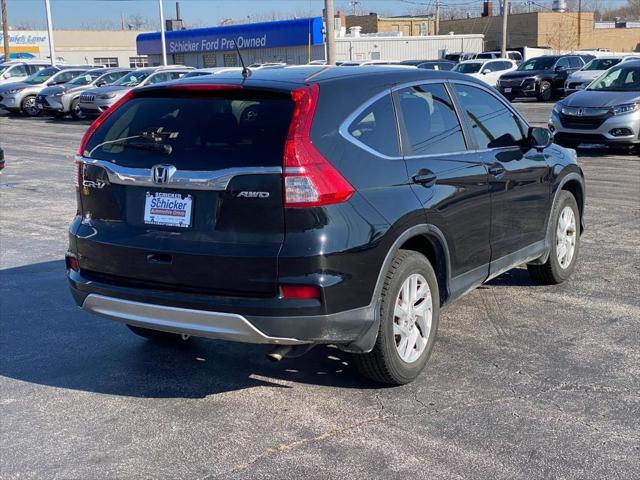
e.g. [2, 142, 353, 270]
[84, 90, 294, 169]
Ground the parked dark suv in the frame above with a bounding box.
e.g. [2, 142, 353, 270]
[497, 54, 590, 101]
[67, 67, 585, 385]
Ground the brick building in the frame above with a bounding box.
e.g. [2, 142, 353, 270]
[439, 12, 640, 52]
[345, 13, 434, 36]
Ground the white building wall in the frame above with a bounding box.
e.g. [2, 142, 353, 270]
[335, 35, 485, 61]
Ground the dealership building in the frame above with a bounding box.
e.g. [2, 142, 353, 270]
[0, 30, 147, 67]
[136, 17, 484, 67]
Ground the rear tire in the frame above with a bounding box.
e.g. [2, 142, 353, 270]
[126, 324, 190, 342]
[527, 191, 580, 284]
[353, 250, 440, 385]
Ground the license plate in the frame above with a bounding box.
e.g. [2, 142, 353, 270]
[144, 192, 193, 228]
[504, 87, 512, 93]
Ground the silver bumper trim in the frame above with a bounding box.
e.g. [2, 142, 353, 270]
[77, 156, 282, 191]
[82, 294, 307, 345]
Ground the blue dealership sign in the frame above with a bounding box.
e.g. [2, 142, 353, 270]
[137, 17, 324, 55]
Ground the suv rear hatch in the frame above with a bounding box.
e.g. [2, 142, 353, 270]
[75, 85, 293, 297]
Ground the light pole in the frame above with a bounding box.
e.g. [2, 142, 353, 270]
[324, 0, 336, 65]
[501, 0, 509, 58]
[158, 0, 168, 66]
[44, 0, 55, 66]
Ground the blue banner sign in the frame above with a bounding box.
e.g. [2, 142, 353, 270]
[137, 17, 324, 55]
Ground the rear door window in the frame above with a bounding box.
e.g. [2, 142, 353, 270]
[347, 93, 400, 157]
[396, 83, 467, 155]
[84, 89, 294, 170]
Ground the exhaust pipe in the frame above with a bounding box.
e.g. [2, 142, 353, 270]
[266, 345, 293, 362]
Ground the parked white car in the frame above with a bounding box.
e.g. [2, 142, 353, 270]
[565, 55, 640, 95]
[452, 59, 518, 87]
[0, 60, 50, 85]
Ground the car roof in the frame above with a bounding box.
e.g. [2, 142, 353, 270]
[159, 65, 479, 93]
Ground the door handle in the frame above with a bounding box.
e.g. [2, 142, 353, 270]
[488, 164, 505, 176]
[412, 169, 437, 186]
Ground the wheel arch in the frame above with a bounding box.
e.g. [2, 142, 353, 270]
[343, 223, 452, 354]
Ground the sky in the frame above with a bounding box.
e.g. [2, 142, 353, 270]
[2, 0, 632, 30]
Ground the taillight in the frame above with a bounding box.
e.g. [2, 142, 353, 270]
[283, 84, 354, 208]
[280, 284, 321, 299]
[65, 253, 80, 272]
[77, 90, 134, 156]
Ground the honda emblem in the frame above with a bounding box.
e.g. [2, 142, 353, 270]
[152, 164, 176, 184]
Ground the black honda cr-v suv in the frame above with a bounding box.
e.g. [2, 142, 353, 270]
[67, 66, 585, 385]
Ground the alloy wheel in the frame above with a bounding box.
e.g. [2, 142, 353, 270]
[556, 206, 577, 269]
[393, 273, 432, 363]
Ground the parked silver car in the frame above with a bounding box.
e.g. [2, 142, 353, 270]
[0, 65, 92, 116]
[37, 68, 132, 119]
[564, 56, 640, 95]
[550, 60, 640, 151]
[78, 67, 192, 116]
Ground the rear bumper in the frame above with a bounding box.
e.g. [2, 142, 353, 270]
[68, 270, 375, 346]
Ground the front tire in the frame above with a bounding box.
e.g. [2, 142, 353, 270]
[353, 250, 440, 385]
[528, 191, 580, 284]
[70, 98, 86, 120]
[21, 95, 40, 117]
[126, 324, 190, 343]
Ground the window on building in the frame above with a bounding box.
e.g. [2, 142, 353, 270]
[223, 53, 238, 67]
[452, 84, 526, 150]
[129, 56, 149, 68]
[396, 84, 467, 155]
[203, 53, 217, 68]
[93, 57, 119, 68]
[347, 94, 400, 157]
[173, 53, 185, 65]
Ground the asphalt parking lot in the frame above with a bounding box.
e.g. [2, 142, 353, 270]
[1, 102, 639, 479]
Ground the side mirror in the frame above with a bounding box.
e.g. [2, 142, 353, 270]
[481, 69, 489, 75]
[96, 81, 106, 87]
[529, 127, 553, 151]
[555, 65, 565, 72]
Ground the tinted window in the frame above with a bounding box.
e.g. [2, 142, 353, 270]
[584, 58, 621, 71]
[568, 57, 583, 68]
[454, 62, 482, 73]
[518, 57, 556, 71]
[100, 71, 128, 84]
[53, 71, 81, 83]
[556, 58, 571, 69]
[396, 84, 466, 155]
[347, 94, 399, 157]
[24, 67, 59, 84]
[84, 92, 295, 169]
[452, 84, 526, 149]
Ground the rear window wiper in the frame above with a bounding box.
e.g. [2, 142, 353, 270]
[86, 128, 178, 157]
[121, 142, 172, 154]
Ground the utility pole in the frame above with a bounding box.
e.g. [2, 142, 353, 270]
[158, 0, 167, 66]
[501, 0, 509, 58]
[44, 0, 55, 66]
[577, 0, 582, 49]
[435, 0, 440, 35]
[324, 0, 336, 65]
[1, 0, 9, 62]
